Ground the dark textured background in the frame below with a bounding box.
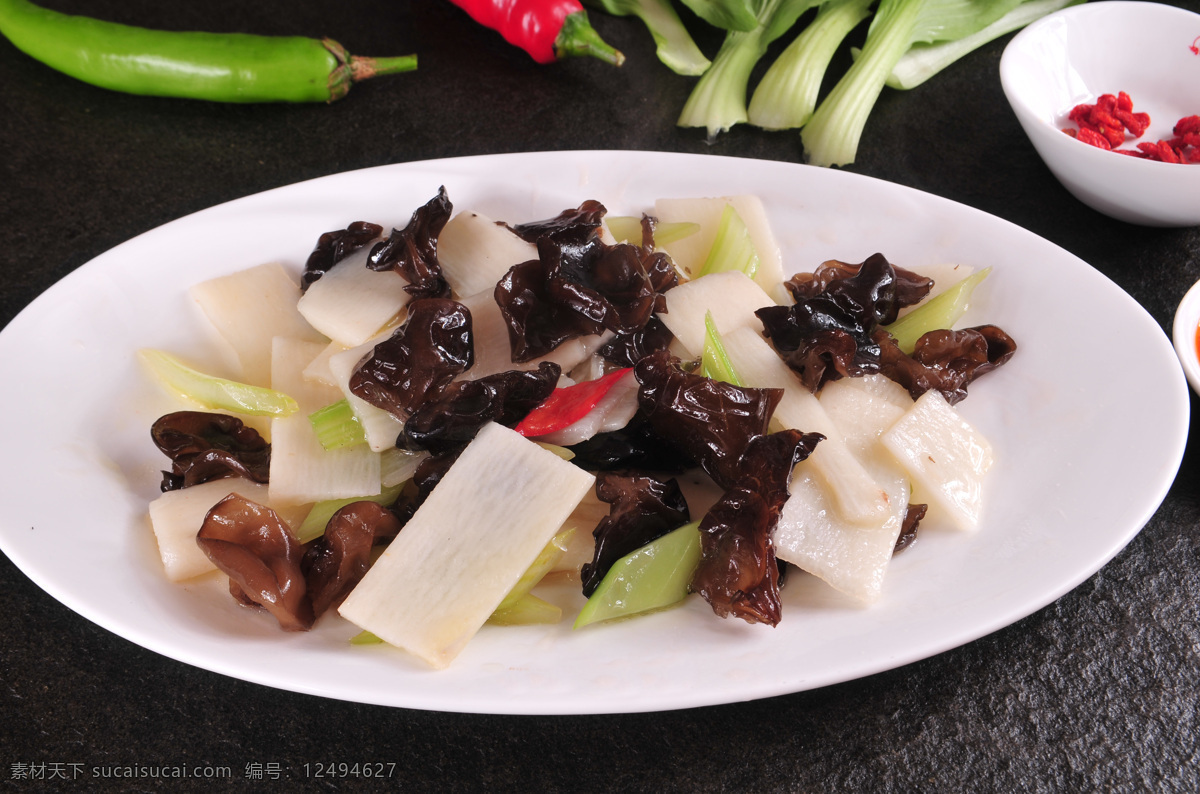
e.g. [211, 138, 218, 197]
[2, 1, 1199, 790]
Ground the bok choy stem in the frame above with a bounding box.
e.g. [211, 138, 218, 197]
[677, 0, 821, 138]
[586, 0, 712, 75]
[747, 0, 873, 130]
[800, 0, 1026, 167]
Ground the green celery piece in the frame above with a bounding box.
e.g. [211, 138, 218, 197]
[885, 0, 1082, 89]
[654, 221, 702, 247]
[697, 203, 760, 280]
[308, 399, 367, 451]
[702, 311, 746, 386]
[678, 0, 821, 138]
[679, 0, 759, 31]
[801, 0, 1024, 167]
[534, 441, 576, 461]
[487, 593, 563, 626]
[139, 349, 298, 417]
[295, 482, 405, 543]
[492, 529, 574, 615]
[882, 267, 991, 353]
[606, 216, 701, 247]
[748, 0, 873, 130]
[585, 0, 712, 75]
[574, 521, 702, 629]
[350, 630, 383, 645]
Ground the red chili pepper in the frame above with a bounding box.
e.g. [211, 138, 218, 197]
[447, 0, 624, 66]
[515, 367, 632, 437]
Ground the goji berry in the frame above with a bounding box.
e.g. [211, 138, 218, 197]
[1077, 127, 1112, 149]
[1174, 115, 1200, 137]
[1058, 92, 1198, 163]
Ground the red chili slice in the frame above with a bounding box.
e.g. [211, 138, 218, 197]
[514, 367, 633, 437]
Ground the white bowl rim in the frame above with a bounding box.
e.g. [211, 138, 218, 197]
[1172, 277, 1200, 396]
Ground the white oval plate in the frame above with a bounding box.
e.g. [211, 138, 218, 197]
[0, 151, 1188, 714]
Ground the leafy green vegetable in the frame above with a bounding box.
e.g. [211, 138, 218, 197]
[800, 0, 1025, 166]
[677, 0, 821, 138]
[747, 0, 873, 130]
[679, 0, 759, 31]
[586, 0, 712, 75]
[139, 349, 298, 417]
[884, 0, 1081, 89]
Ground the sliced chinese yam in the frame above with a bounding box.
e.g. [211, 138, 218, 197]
[338, 423, 595, 669]
[301, 339, 346, 388]
[148, 478, 305, 582]
[438, 210, 538, 298]
[268, 413, 381, 506]
[296, 245, 410, 347]
[327, 341, 405, 453]
[721, 327, 889, 526]
[653, 196, 785, 295]
[818, 375, 912, 457]
[881, 390, 993, 531]
[190, 262, 325, 386]
[656, 271, 776, 359]
[774, 459, 909, 604]
[457, 288, 612, 380]
[271, 337, 344, 414]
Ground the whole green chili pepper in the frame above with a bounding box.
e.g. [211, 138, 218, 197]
[0, 0, 417, 103]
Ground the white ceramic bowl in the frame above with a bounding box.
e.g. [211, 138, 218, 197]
[1173, 277, 1200, 395]
[1000, 1, 1200, 226]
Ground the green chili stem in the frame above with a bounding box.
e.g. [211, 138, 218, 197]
[555, 11, 625, 66]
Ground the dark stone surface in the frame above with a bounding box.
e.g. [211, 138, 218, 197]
[1, 1, 1198, 790]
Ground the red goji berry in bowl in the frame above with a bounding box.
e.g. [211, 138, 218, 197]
[1000, 1, 1200, 227]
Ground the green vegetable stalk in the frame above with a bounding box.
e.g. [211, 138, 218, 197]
[0, 0, 417, 103]
[747, 0, 872, 130]
[678, 0, 821, 138]
[800, 0, 1024, 166]
[585, 0, 712, 75]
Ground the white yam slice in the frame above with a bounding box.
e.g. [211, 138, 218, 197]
[654, 196, 784, 292]
[657, 271, 775, 358]
[148, 479, 305, 582]
[818, 376, 912, 457]
[457, 288, 612, 379]
[881, 390, 993, 531]
[268, 414, 381, 506]
[721, 327, 889, 525]
[190, 262, 324, 386]
[296, 245, 410, 347]
[271, 337, 344, 413]
[774, 459, 910, 603]
[302, 339, 348, 388]
[327, 341, 405, 453]
[338, 423, 595, 669]
[438, 211, 537, 298]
